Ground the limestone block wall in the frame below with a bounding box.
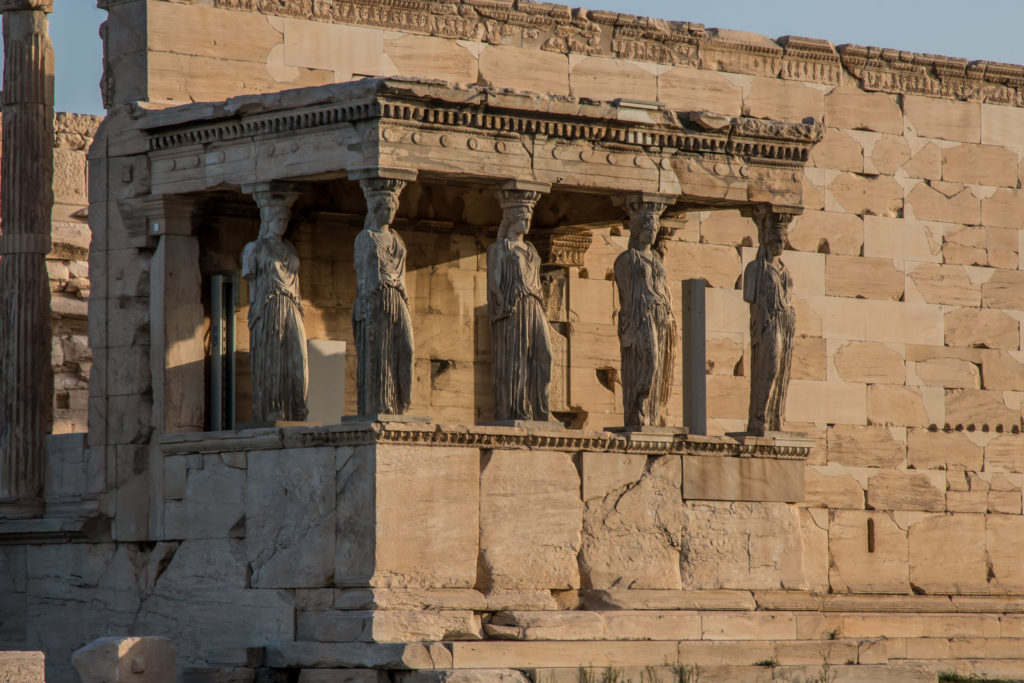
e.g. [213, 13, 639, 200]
[48, 113, 101, 435]
[90, 0, 1024, 596]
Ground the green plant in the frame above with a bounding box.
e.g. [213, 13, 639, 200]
[600, 667, 622, 683]
[671, 663, 701, 683]
[577, 668, 596, 683]
[938, 673, 1024, 682]
[814, 653, 838, 683]
[753, 658, 777, 667]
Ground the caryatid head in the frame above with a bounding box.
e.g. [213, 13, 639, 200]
[496, 189, 542, 241]
[360, 177, 407, 232]
[623, 196, 668, 251]
[253, 188, 300, 241]
[753, 206, 796, 259]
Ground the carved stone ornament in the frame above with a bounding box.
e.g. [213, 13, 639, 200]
[353, 177, 414, 416]
[743, 206, 797, 436]
[487, 188, 552, 421]
[241, 186, 309, 422]
[614, 195, 677, 428]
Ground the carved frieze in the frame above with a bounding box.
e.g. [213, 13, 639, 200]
[207, 0, 1024, 105]
[160, 422, 814, 459]
[840, 44, 1024, 107]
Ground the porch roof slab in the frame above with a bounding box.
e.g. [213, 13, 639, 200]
[139, 76, 821, 211]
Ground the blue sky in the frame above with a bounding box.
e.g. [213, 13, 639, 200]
[25, 0, 1024, 115]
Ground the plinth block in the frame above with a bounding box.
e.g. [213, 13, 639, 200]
[335, 445, 479, 589]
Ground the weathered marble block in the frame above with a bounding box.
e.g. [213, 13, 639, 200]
[247, 447, 336, 588]
[335, 445, 480, 589]
[479, 450, 582, 590]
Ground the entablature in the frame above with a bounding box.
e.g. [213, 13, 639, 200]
[138, 77, 822, 212]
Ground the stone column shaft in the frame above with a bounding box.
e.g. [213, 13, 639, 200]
[0, 2, 55, 501]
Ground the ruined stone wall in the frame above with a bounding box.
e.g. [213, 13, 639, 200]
[27, 1, 1024, 681]
[48, 113, 101, 434]
[90, 0, 1024, 594]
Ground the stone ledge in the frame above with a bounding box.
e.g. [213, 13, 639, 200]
[0, 502, 104, 544]
[160, 423, 813, 459]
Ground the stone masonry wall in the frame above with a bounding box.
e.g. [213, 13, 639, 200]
[61, 1, 1024, 680]
[48, 113, 101, 434]
[90, 0, 1024, 594]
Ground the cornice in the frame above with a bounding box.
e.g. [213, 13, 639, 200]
[159, 422, 813, 459]
[145, 78, 823, 168]
[201, 0, 1024, 105]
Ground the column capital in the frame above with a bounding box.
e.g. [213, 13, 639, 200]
[118, 194, 197, 246]
[349, 167, 418, 183]
[0, 1, 52, 12]
[500, 179, 551, 194]
[613, 193, 674, 219]
[741, 203, 803, 220]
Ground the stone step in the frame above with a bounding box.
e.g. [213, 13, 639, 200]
[388, 665, 936, 683]
[902, 657, 1024, 680]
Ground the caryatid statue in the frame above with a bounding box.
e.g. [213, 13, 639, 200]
[353, 177, 414, 416]
[614, 196, 677, 428]
[744, 207, 797, 436]
[241, 186, 309, 422]
[487, 188, 552, 421]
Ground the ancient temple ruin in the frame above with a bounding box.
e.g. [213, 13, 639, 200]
[3, 1, 1024, 681]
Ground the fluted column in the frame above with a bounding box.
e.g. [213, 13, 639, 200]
[0, 0, 54, 502]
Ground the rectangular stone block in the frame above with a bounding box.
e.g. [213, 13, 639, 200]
[865, 470, 945, 512]
[682, 455, 804, 503]
[164, 454, 246, 540]
[825, 255, 904, 301]
[904, 95, 981, 143]
[580, 454, 682, 590]
[247, 447, 335, 588]
[826, 88, 903, 135]
[336, 445, 480, 589]
[829, 510, 909, 594]
[785, 380, 866, 425]
[298, 609, 482, 643]
[450, 641, 678, 669]
[680, 501, 807, 591]
[943, 143, 1018, 187]
[863, 216, 943, 268]
[480, 450, 581, 590]
[701, 612, 797, 640]
[909, 514, 988, 594]
[804, 465, 865, 509]
[866, 301, 944, 346]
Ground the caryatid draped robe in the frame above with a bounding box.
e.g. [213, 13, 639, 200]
[487, 236, 552, 421]
[352, 227, 414, 415]
[743, 248, 796, 435]
[242, 236, 308, 421]
[614, 247, 676, 427]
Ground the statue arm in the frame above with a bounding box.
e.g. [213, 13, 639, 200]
[241, 242, 258, 306]
[742, 260, 759, 304]
[486, 242, 504, 320]
[614, 252, 637, 346]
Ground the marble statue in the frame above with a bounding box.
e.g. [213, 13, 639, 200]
[487, 189, 552, 421]
[743, 207, 797, 436]
[614, 197, 676, 428]
[353, 177, 414, 416]
[241, 188, 308, 422]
